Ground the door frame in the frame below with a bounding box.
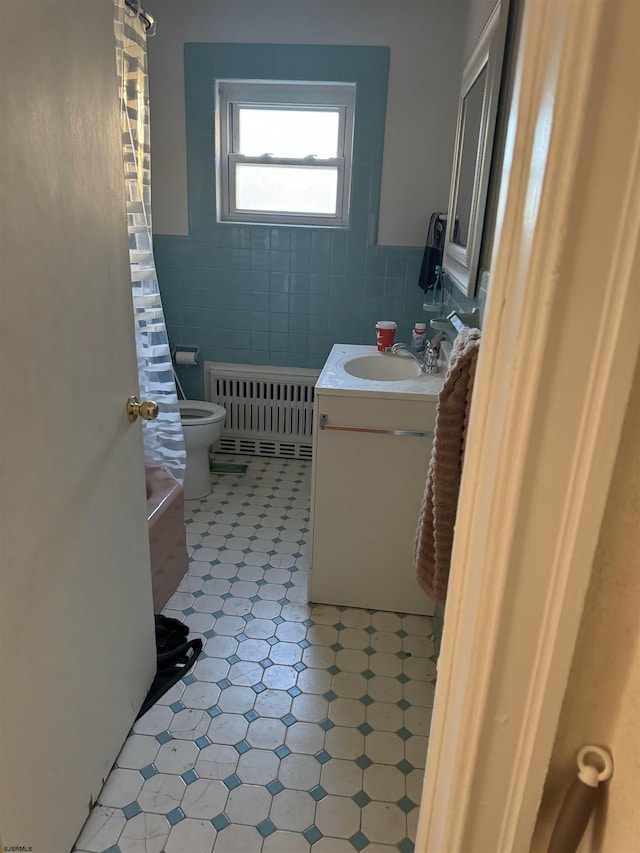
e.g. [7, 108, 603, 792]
[416, 0, 640, 850]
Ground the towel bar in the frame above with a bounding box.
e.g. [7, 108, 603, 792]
[319, 414, 433, 438]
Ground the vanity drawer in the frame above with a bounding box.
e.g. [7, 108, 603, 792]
[314, 394, 437, 434]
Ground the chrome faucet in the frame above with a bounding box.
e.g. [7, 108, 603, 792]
[390, 340, 440, 374]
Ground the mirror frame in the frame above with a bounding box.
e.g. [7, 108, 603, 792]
[443, 2, 507, 296]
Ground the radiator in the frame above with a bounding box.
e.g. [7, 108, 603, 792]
[204, 361, 320, 460]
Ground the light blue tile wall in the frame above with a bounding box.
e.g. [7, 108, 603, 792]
[154, 44, 430, 399]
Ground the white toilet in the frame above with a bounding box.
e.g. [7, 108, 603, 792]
[179, 400, 227, 500]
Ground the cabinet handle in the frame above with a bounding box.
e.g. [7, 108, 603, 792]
[319, 414, 433, 438]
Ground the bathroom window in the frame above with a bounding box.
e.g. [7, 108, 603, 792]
[216, 80, 355, 227]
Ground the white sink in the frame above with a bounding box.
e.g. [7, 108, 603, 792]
[316, 344, 445, 399]
[343, 353, 422, 381]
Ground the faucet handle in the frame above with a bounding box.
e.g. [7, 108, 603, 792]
[429, 331, 446, 354]
[424, 347, 439, 372]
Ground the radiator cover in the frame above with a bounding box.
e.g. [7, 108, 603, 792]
[204, 361, 320, 460]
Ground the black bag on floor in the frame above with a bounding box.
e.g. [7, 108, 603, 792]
[136, 615, 203, 720]
[155, 614, 188, 652]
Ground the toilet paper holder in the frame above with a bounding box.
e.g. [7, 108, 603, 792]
[173, 346, 199, 366]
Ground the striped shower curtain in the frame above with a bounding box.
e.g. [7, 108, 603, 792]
[114, 0, 186, 483]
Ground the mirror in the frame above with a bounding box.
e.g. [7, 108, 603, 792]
[443, 2, 507, 296]
[453, 67, 486, 248]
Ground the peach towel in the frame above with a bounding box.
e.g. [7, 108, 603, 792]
[415, 327, 481, 603]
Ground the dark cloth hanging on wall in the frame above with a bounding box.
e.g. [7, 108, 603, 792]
[418, 212, 447, 292]
[418, 212, 459, 292]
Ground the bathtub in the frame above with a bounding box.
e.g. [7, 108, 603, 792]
[146, 466, 189, 612]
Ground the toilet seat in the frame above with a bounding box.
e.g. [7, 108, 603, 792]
[179, 400, 226, 426]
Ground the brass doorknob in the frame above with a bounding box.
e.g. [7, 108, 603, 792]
[127, 395, 159, 422]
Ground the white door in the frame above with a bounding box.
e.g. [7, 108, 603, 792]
[0, 4, 157, 852]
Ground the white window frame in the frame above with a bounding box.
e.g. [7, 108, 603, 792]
[216, 79, 355, 227]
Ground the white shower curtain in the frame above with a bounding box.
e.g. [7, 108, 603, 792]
[114, 0, 185, 483]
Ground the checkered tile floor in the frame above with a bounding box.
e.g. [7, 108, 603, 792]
[74, 456, 436, 853]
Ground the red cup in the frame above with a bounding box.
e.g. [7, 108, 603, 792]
[376, 321, 397, 351]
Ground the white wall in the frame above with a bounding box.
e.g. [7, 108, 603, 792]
[464, 0, 500, 57]
[530, 356, 640, 852]
[145, 0, 469, 245]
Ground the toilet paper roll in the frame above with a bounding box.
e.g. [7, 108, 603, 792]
[174, 350, 198, 366]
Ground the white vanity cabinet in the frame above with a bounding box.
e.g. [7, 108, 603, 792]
[309, 345, 442, 616]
